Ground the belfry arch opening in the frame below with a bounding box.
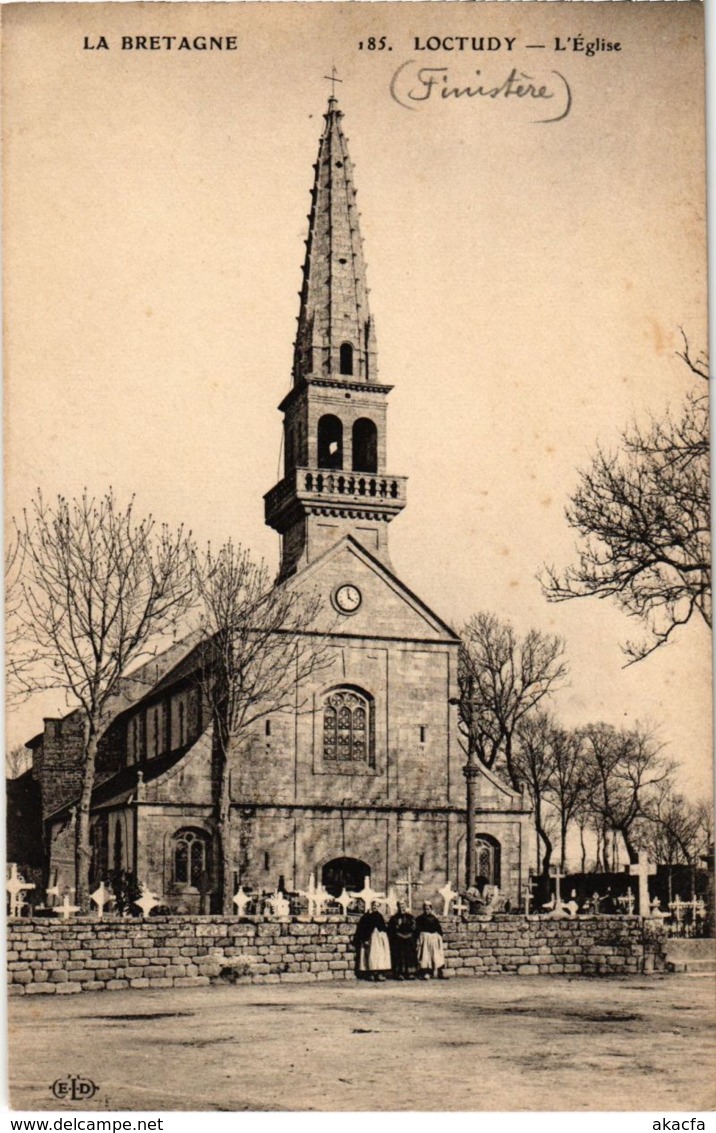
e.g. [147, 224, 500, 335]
[317, 414, 343, 469]
[339, 342, 354, 376]
[353, 418, 378, 474]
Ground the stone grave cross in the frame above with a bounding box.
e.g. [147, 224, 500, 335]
[134, 886, 160, 918]
[349, 880, 386, 911]
[549, 865, 565, 916]
[6, 865, 35, 918]
[335, 888, 352, 917]
[299, 873, 320, 916]
[54, 893, 80, 921]
[233, 886, 251, 916]
[438, 881, 457, 916]
[523, 885, 532, 917]
[628, 852, 657, 916]
[90, 881, 114, 919]
[452, 895, 469, 917]
[313, 881, 331, 916]
[269, 890, 290, 917]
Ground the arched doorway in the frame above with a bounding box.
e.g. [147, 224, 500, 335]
[322, 856, 370, 897]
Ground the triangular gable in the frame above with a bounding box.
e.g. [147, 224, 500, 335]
[476, 760, 528, 809]
[285, 535, 459, 643]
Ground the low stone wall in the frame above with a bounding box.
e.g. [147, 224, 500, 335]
[7, 914, 665, 996]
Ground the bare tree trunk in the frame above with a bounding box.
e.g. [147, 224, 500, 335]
[215, 740, 233, 915]
[560, 815, 568, 872]
[579, 823, 587, 873]
[504, 735, 521, 794]
[75, 721, 99, 911]
[621, 828, 638, 864]
[534, 797, 553, 877]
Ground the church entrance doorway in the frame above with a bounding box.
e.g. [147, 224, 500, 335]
[321, 856, 369, 897]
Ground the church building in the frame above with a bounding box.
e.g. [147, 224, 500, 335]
[27, 95, 529, 912]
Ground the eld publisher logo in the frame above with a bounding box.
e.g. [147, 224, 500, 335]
[50, 1075, 99, 1102]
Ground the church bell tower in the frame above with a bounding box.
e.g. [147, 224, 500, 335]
[265, 95, 407, 580]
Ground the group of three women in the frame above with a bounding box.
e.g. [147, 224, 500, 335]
[354, 900, 445, 981]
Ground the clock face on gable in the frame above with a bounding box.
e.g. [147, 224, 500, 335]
[333, 583, 362, 614]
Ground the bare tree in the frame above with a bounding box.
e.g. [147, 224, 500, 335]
[9, 489, 194, 908]
[457, 612, 568, 791]
[573, 796, 594, 874]
[192, 541, 327, 914]
[640, 783, 713, 866]
[513, 711, 558, 876]
[581, 722, 674, 865]
[6, 743, 31, 780]
[546, 725, 589, 871]
[5, 528, 31, 700]
[542, 340, 710, 664]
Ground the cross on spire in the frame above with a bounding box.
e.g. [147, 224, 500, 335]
[324, 66, 342, 100]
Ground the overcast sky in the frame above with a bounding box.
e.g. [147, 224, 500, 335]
[4, 3, 711, 797]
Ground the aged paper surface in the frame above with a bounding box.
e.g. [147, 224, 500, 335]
[3, 0, 712, 1117]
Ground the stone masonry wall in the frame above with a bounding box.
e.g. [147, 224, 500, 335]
[7, 915, 665, 997]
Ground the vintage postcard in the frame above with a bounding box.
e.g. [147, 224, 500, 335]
[3, 0, 713, 1117]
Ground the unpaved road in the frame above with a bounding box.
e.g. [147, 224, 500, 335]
[9, 973, 716, 1112]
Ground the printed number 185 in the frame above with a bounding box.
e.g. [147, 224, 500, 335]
[359, 37, 390, 50]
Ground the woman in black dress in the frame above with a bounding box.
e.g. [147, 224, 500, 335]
[387, 901, 417, 979]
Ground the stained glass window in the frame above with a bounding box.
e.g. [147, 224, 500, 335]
[323, 690, 373, 766]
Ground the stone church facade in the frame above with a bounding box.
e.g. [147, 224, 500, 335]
[27, 95, 530, 912]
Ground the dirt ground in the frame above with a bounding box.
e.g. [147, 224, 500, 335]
[8, 972, 716, 1112]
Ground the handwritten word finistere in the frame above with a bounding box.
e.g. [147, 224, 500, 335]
[390, 62, 572, 123]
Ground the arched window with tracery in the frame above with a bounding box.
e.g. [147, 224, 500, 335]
[322, 688, 374, 768]
[173, 828, 209, 888]
[475, 834, 501, 889]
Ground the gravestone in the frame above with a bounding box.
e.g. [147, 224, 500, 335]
[629, 852, 657, 916]
[134, 886, 160, 917]
[438, 881, 457, 916]
[233, 886, 251, 916]
[53, 893, 80, 921]
[6, 865, 35, 918]
[335, 888, 352, 916]
[349, 880, 386, 911]
[90, 881, 114, 918]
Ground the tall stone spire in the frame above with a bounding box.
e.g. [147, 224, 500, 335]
[293, 95, 377, 385]
[265, 96, 406, 581]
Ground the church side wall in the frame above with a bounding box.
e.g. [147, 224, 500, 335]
[7, 915, 666, 996]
